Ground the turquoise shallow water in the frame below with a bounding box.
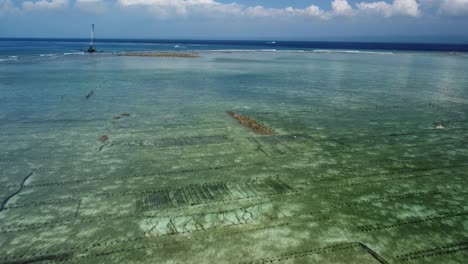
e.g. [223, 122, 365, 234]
[1, 49, 468, 263]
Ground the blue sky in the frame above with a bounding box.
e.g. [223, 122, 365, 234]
[1, 0, 468, 42]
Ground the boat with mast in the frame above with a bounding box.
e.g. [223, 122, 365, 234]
[87, 24, 96, 53]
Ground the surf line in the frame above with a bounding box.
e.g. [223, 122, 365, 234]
[0, 170, 35, 212]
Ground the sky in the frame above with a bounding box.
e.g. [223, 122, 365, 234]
[1, 0, 468, 42]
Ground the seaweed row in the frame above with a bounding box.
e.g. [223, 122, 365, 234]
[7, 164, 453, 212]
[310, 164, 467, 184]
[328, 190, 442, 210]
[136, 178, 292, 212]
[227, 111, 273, 135]
[358, 210, 468, 232]
[396, 241, 468, 262]
[253, 134, 312, 144]
[2, 196, 80, 210]
[1, 188, 437, 235]
[0, 253, 72, 264]
[23, 162, 258, 188]
[2, 214, 330, 264]
[0, 134, 229, 163]
[0, 212, 137, 233]
[307, 169, 454, 192]
[0, 177, 293, 233]
[242, 242, 360, 264]
[31, 150, 255, 173]
[0, 153, 84, 163]
[116, 134, 231, 148]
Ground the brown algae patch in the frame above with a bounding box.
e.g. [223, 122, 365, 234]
[119, 53, 199, 58]
[227, 111, 273, 135]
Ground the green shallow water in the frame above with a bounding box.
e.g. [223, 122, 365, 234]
[1, 51, 468, 263]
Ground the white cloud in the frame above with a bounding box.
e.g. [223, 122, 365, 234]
[117, 0, 325, 19]
[2, 0, 460, 19]
[22, 0, 68, 11]
[331, 0, 355, 16]
[439, 0, 468, 15]
[357, 1, 393, 17]
[392, 0, 420, 16]
[117, 0, 220, 17]
[243, 5, 324, 18]
[357, 0, 420, 17]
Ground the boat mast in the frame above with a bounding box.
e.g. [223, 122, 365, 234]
[87, 24, 96, 52]
[90, 24, 95, 47]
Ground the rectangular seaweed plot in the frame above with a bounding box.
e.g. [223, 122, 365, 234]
[136, 179, 293, 212]
[120, 135, 231, 148]
[136, 191, 173, 211]
[136, 182, 231, 212]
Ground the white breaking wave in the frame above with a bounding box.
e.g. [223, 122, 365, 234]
[312, 49, 393, 55]
[0, 56, 18, 62]
[63, 52, 85, 55]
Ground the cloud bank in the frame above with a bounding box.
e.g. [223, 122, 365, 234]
[1, 0, 468, 18]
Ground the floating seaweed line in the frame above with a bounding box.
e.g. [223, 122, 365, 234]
[227, 111, 273, 135]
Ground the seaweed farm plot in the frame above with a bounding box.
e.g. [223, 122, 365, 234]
[135, 178, 293, 212]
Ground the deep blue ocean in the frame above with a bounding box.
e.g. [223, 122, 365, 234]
[1, 38, 468, 58]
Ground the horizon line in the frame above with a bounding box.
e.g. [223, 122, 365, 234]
[1, 37, 468, 46]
